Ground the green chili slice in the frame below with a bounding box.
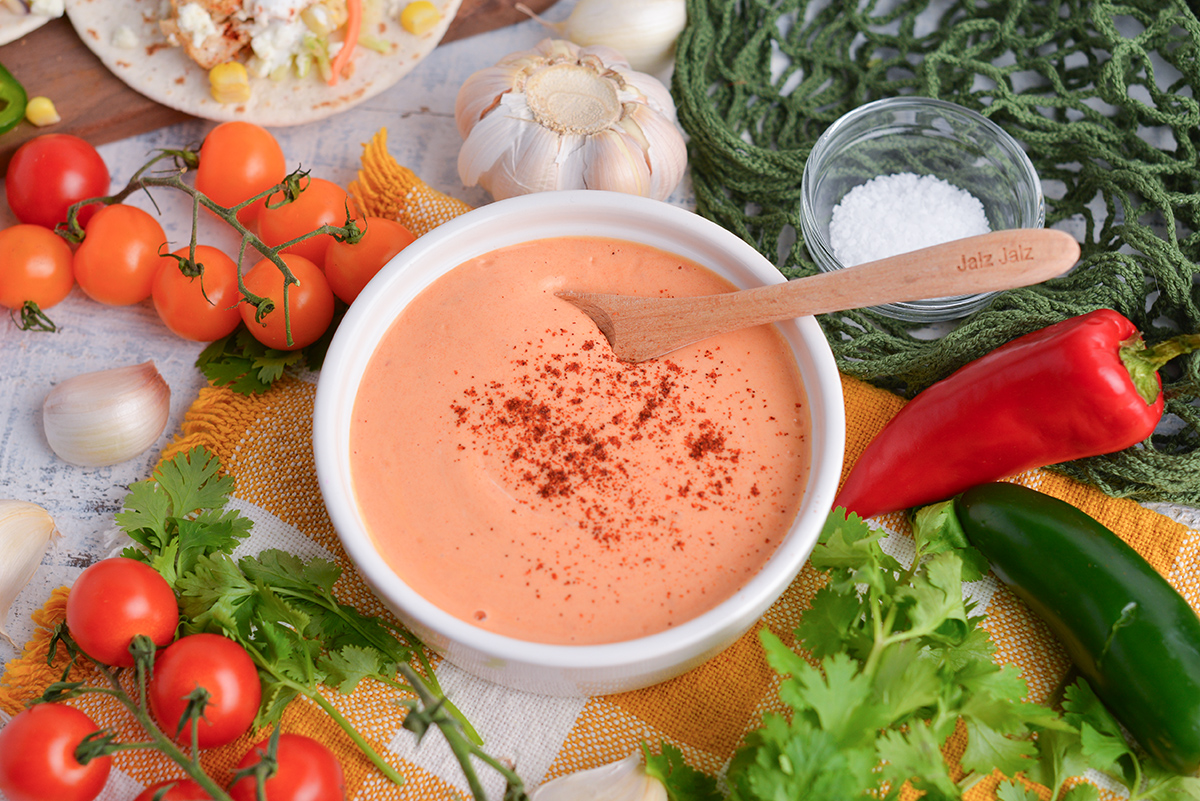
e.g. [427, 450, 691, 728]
[0, 61, 28, 134]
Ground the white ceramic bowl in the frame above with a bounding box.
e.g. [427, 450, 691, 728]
[313, 191, 845, 697]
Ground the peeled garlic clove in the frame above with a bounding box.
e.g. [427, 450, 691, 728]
[0, 500, 60, 647]
[43, 361, 171, 467]
[530, 754, 668, 801]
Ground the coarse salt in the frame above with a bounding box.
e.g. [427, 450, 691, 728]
[828, 172, 990, 267]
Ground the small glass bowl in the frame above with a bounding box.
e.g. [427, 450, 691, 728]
[800, 96, 1044, 323]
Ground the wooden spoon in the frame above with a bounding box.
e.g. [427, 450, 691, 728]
[557, 228, 1080, 363]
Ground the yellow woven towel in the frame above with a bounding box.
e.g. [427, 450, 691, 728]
[2, 132, 1195, 800]
[349, 128, 473, 237]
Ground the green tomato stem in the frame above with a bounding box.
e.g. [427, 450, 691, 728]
[93, 662, 236, 801]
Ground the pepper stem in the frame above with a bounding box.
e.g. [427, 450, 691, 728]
[1120, 332, 1200, 404]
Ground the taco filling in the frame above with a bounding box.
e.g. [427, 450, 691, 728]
[159, 0, 375, 82]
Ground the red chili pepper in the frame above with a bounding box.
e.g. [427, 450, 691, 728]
[835, 308, 1200, 519]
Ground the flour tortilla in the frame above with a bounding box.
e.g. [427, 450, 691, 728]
[65, 0, 463, 126]
[0, 6, 56, 46]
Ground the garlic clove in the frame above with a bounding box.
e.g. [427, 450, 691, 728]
[42, 361, 172, 468]
[560, 0, 687, 76]
[530, 754, 668, 801]
[583, 128, 653, 196]
[0, 500, 60, 647]
[621, 103, 689, 201]
[455, 66, 522, 140]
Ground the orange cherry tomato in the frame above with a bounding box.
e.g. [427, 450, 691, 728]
[323, 217, 416, 303]
[0, 224, 74, 312]
[196, 121, 287, 227]
[238, 253, 334, 351]
[256, 176, 356, 267]
[73, 204, 168, 306]
[153, 245, 243, 342]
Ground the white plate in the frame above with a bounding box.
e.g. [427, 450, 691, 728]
[64, 0, 463, 126]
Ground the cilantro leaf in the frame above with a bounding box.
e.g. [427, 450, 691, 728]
[154, 447, 234, 519]
[177, 553, 259, 638]
[197, 328, 306, 395]
[640, 742, 721, 801]
[998, 780, 1045, 801]
[727, 715, 870, 801]
[319, 645, 395, 694]
[876, 724, 958, 800]
[114, 446, 249, 584]
[240, 549, 341, 596]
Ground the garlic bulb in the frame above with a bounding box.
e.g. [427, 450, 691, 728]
[455, 38, 687, 202]
[43, 361, 171, 467]
[530, 754, 667, 801]
[524, 0, 687, 76]
[0, 500, 60, 647]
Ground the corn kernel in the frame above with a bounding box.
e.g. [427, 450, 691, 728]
[301, 0, 347, 37]
[209, 62, 252, 104]
[399, 0, 441, 35]
[24, 96, 61, 127]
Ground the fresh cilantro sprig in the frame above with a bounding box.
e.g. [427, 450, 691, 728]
[116, 446, 512, 798]
[195, 329, 306, 395]
[116, 447, 251, 586]
[725, 507, 1121, 801]
[196, 305, 344, 395]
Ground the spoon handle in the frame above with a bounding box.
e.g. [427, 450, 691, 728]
[706, 228, 1079, 326]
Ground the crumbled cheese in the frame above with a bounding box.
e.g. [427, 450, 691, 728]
[112, 24, 139, 49]
[247, 18, 308, 77]
[245, 0, 310, 22]
[176, 2, 219, 48]
[28, 0, 64, 17]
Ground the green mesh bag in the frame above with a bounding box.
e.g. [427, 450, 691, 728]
[672, 0, 1200, 506]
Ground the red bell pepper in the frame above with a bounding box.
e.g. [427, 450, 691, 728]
[835, 308, 1200, 519]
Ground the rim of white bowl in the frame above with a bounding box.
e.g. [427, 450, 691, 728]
[313, 190, 845, 671]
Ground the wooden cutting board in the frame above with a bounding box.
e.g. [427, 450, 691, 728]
[0, 0, 558, 171]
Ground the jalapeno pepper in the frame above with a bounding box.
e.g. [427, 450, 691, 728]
[0, 61, 27, 135]
[954, 482, 1200, 774]
[835, 308, 1200, 519]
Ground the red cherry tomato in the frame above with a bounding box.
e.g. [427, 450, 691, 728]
[65, 557, 178, 667]
[228, 734, 346, 801]
[256, 176, 356, 267]
[323, 217, 416, 303]
[238, 253, 334, 351]
[133, 779, 213, 801]
[0, 224, 75, 311]
[72, 204, 168, 306]
[149, 633, 261, 749]
[0, 703, 112, 801]
[153, 245, 243, 342]
[6, 134, 109, 229]
[195, 121, 287, 226]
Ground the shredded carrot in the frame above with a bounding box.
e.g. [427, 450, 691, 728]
[327, 0, 362, 86]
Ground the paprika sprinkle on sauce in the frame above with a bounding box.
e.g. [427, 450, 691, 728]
[350, 236, 813, 645]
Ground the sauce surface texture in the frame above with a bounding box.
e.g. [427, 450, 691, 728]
[350, 237, 812, 644]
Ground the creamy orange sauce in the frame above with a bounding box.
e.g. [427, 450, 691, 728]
[350, 237, 811, 644]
